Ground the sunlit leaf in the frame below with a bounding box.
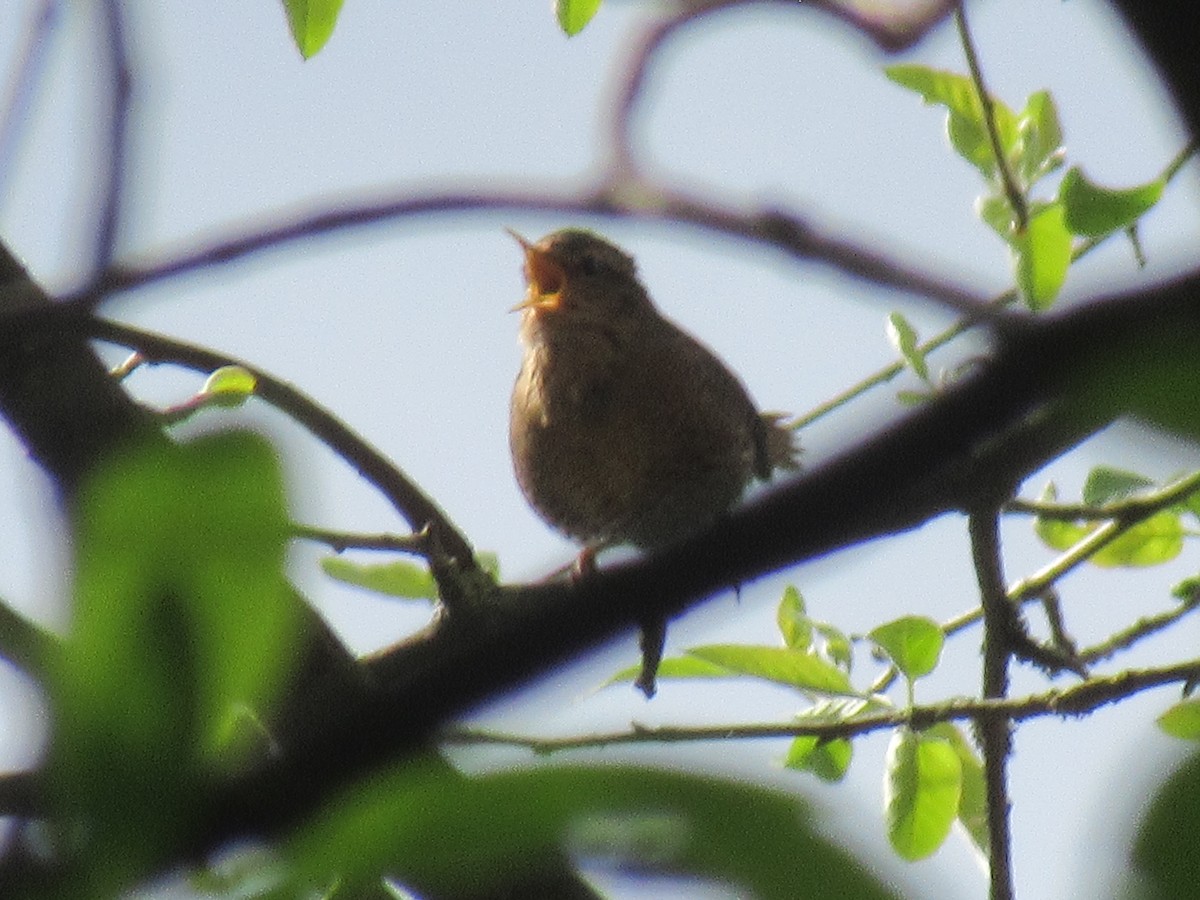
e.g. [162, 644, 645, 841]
[785, 736, 853, 782]
[1014, 201, 1072, 310]
[607, 655, 732, 686]
[776, 585, 812, 650]
[886, 312, 929, 382]
[201, 365, 257, 408]
[1014, 90, 1065, 185]
[688, 644, 860, 696]
[1060, 167, 1165, 237]
[884, 729, 962, 861]
[925, 722, 988, 859]
[556, 0, 603, 36]
[282, 0, 345, 58]
[322, 557, 439, 602]
[1158, 700, 1200, 740]
[885, 64, 1017, 180]
[868, 616, 943, 680]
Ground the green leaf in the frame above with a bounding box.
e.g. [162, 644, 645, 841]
[556, 0, 603, 36]
[785, 736, 853, 782]
[687, 644, 860, 696]
[1082, 465, 1156, 506]
[885, 64, 1017, 180]
[322, 557, 439, 601]
[977, 190, 1018, 243]
[52, 433, 297, 892]
[1036, 509, 1184, 567]
[1158, 700, 1200, 740]
[1034, 514, 1090, 551]
[1014, 201, 1072, 310]
[884, 729, 962, 861]
[886, 312, 930, 382]
[607, 655, 732, 686]
[1093, 512, 1184, 566]
[776, 585, 811, 650]
[201, 365, 257, 408]
[1059, 166, 1165, 237]
[925, 723, 988, 858]
[868, 616, 943, 680]
[282, 0, 345, 58]
[1014, 90, 1065, 186]
[283, 762, 900, 900]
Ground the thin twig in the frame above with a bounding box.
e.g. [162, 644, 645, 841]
[293, 524, 429, 556]
[0, 0, 59, 204]
[90, 0, 133, 276]
[1079, 593, 1200, 665]
[968, 507, 1016, 900]
[446, 657, 1200, 754]
[955, 3, 1027, 229]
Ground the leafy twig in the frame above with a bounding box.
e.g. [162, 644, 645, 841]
[446, 657, 1200, 754]
[955, 4, 1027, 229]
[83, 318, 478, 570]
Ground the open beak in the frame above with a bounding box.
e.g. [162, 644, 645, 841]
[506, 228, 565, 312]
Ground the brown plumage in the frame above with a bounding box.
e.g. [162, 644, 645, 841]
[508, 228, 799, 553]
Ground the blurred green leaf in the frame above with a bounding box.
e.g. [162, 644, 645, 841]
[1158, 700, 1200, 740]
[977, 190, 1017, 242]
[868, 616, 943, 680]
[785, 736, 853, 782]
[282, 0, 345, 58]
[1060, 167, 1164, 237]
[1014, 201, 1072, 310]
[886, 312, 930, 382]
[1014, 90, 1065, 186]
[885, 64, 1017, 180]
[688, 644, 861, 696]
[1092, 512, 1183, 566]
[925, 722, 988, 858]
[1126, 750, 1200, 898]
[283, 762, 900, 900]
[1036, 509, 1184, 567]
[556, 0, 602, 36]
[884, 729, 962, 861]
[52, 433, 296, 892]
[322, 557, 438, 602]
[1171, 575, 1200, 601]
[1083, 466, 1156, 505]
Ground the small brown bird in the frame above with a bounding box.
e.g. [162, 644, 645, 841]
[508, 227, 799, 555]
[508, 228, 799, 696]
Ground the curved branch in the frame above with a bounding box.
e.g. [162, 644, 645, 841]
[84, 318, 478, 569]
[60, 183, 989, 317]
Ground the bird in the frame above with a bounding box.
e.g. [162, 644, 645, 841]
[507, 227, 799, 694]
